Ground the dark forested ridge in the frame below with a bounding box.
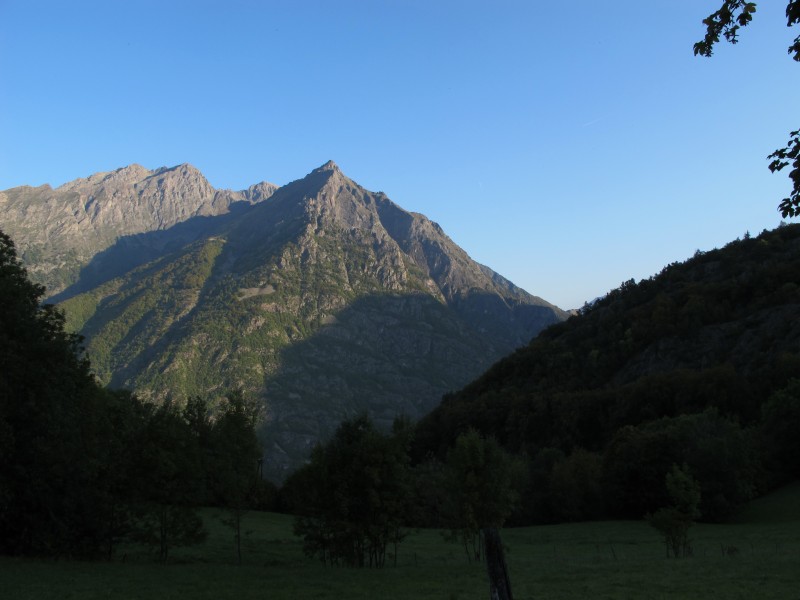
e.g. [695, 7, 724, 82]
[413, 224, 800, 523]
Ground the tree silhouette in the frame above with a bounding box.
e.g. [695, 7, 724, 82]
[0, 229, 106, 555]
[647, 464, 701, 558]
[441, 430, 521, 563]
[288, 414, 412, 568]
[695, 1, 800, 217]
[209, 390, 262, 564]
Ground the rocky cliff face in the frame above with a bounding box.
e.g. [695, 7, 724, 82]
[0, 164, 277, 298]
[2, 161, 567, 480]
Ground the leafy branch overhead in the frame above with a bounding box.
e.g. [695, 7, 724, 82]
[769, 130, 800, 218]
[695, 1, 800, 218]
[695, 1, 799, 60]
[693, 1, 758, 57]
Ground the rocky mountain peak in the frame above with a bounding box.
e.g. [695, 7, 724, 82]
[151, 162, 204, 180]
[56, 163, 152, 192]
[0, 163, 276, 298]
[136, 163, 215, 207]
[244, 181, 279, 203]
[103, 163, 152, 184]
[313, 160, 340, 174]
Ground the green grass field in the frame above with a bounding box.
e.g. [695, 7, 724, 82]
[2, 483, 799, 600]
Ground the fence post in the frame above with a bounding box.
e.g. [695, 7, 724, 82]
[483, 527, 514, 600]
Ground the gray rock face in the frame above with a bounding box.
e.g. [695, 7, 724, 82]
[1, 161, 567, 480]
[0, 163, 277, 298]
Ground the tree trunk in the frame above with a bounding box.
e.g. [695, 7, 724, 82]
[483, 528, 513, 600]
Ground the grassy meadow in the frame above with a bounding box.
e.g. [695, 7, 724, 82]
[2, 483, 798, 600]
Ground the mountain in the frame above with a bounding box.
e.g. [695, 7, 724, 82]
[412, 224, 800, 522]
[0, 161, 567, 480]
[0, 163, 277, 299]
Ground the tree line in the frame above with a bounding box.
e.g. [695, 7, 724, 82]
[281, 415, 522, 567]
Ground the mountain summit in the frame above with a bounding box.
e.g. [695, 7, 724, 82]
[1, 162, 567, 480]
[0, 164, 277, 298]
[313, 159, 340, 173]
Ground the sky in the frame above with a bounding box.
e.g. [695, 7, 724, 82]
[1, 1, 797, 309]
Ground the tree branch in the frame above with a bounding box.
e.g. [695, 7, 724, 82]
[769, 130, 800, 218]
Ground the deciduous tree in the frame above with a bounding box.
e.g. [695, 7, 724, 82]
[289, 414, 412, 568]
[130, 401, 206, 563]
[441, 429, 522, 562]
[208, 390, 262, 564]
[647, 464, 701, 558]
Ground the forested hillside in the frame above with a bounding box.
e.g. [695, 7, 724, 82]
[413, 224, 800, 524]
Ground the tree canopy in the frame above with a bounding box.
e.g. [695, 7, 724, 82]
[441, 430, 522, 562]
[285, 414, 413, 568]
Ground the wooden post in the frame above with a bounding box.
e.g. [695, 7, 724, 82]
[483, 527, 514, 600]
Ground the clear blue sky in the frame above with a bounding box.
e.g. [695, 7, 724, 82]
[1, 1, 797, 309]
